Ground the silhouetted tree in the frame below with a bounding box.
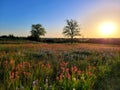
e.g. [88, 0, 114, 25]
[30, 24, 46, 41]
[63, 19, 81, 43]
[8, 34, 15, 38]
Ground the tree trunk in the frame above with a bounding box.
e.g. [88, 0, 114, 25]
[71, 36, 73, 44]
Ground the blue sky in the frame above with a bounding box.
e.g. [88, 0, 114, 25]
[0, 0, 120, 38]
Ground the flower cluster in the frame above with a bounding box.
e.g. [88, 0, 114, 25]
[10, 61, 31, 79]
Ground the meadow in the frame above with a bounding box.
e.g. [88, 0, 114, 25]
[0, 43, 120, 90]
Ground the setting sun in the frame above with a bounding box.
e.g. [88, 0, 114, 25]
[99, 22, 116, 35]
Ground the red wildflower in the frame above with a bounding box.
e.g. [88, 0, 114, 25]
[10, 71, 15, 79]
[77, 70, 82, 75]
[47, 64, 51, 68]
[72, 66, 78, 73]
[66, 72, 71, 79]
[65, 68, 69, 73]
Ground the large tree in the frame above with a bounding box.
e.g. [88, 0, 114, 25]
[63, 19, 81, 43]
[30, 24, 46, 40]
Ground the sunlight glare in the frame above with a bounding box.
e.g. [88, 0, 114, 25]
[99, 22, 116, 35]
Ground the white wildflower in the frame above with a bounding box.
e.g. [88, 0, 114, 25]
[73, 77, 76, 81]
[81, 76, 84, 80]
[73, 88, 76, 90]
[33, 79, 38, 86]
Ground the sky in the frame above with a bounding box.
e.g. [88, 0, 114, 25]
[0, 0, 120, 38]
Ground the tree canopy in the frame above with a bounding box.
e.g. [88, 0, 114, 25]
[63, 19, 81, 43]
[30, 24, 46, 40]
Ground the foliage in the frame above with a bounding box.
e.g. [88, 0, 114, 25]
[30, 24, 46, 41]
[63, 19, 81, 43]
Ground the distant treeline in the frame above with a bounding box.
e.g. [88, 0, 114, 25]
[85, 38, 120, 45]
[0, 35, 120, 45]
[0, 35, 26, 40]
[37, 38, 120, 45]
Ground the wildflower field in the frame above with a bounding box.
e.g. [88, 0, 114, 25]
[0, 43, 120, 90]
